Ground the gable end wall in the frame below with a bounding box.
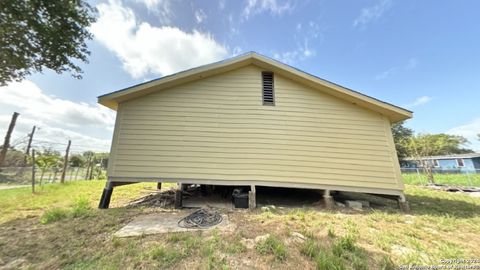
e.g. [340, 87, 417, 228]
[107, 65, 404, 192]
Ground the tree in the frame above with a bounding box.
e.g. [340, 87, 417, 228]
[1, 147, 26, 167]
[0, 0, 96, 85]
[391, 121, 413, 160]
[405, 133, 473, 184]
[34, 150, 61, 183]
[69, 154, 85, 167]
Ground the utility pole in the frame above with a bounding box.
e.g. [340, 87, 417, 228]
[24, 125, 36, 165]
[0, 112, 20, 167]
[60, 140, 71, 183]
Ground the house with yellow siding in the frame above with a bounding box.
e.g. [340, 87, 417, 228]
[97, 52, 412, 210]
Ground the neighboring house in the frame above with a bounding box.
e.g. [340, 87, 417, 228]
[97, 52, 412, 209]
[401, 153, 480, 173]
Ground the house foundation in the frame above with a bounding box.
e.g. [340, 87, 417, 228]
[323, 189, 335, 209]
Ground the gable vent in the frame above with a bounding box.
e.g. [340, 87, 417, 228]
[262, 71, 275, 105]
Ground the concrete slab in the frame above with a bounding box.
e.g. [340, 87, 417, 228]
[345, 200, 363, 210]
[114, 210, 235, 237]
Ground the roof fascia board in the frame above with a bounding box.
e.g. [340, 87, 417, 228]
[98, 52, 412, 122]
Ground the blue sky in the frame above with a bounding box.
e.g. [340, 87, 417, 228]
[1, 0, 480, 152]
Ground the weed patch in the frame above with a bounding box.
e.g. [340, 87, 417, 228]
[71, 197, 92, 218]
[255, 234, 287, 261]
[39, 197, 93, 224]
[301, 233, 369, 270]
[226, 236, 247, 254]
[149, 246, 184, 267]
[40, 208, 69, 224]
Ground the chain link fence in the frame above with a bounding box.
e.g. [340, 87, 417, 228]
[401, 167, 480, 187]
[0, 166, 106, 185]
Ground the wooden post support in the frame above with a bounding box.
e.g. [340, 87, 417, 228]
[0, 112, 19, 167]
[89, 159, 94, 180]
[174, 188, 182, 209]
[398, 194, 410, 213]
[249, 185, 256, 210]
[24, 125, 36, 165]
[60, 140, 71, 183]
[99, 182, 114, 209]
[157, 182, 162, 190]
[84, 155, 91, 180]
[31, 149, 36, 193]
[323, 190, 335, 209]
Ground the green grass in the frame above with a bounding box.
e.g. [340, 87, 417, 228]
[148, 246, 184, 267]
[40, 208, 69, 224]
[0, 180, 479, 269]
[402, 173, 480, 186]
[255, 234, 287, 262]
[39, 197, 93, 224]
[0, 180, 160, 223]
[300, 225, 368, 270]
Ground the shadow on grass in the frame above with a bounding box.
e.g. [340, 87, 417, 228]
[338, 189, 480, 218]
[406, 194, 480, 218]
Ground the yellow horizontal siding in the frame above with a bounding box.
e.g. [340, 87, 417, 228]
[113, 155, 393, 168]
[109, 65, 402, 191]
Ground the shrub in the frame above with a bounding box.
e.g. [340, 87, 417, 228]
[255, 235, 287, 261]
[40, 208, 69, 224]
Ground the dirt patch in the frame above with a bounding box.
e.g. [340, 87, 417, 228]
[114, 210, 235, 237]
[0, 185, 29, 190]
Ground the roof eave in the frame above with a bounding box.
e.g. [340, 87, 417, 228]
[97, 52, 413, 123]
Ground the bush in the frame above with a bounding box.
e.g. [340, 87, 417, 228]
[255, 235, 287, 261]
[40, 208, 69, 224]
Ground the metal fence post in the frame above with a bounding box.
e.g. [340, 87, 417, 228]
[415, 168, 423, 185]
[466, 170, 472, 187]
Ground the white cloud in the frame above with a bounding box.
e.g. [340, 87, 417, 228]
[243, 0, 294, 20]
[404, 96, 432, 108]
[227, 14, 240, 37]
[375, 57, 419, 80]
[134, 0, 172, 24]
[273, 44, 315, 65]
[447, 118, 480, 151]
[353, 0, 392, 29]
[194, 9, 207, 23]
[91, 0, 228, 78]
[0, 81, 114, 152]
[272, 21, 321, 64]
[218, 0, 226, 10]
[374, 67, 397, 80]
[406, 57, 419, 70]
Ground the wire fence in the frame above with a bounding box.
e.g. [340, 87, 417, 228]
[2, 165, 479, 187]
[401, 167, 480, 187]
[0, 166, 106, 186]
